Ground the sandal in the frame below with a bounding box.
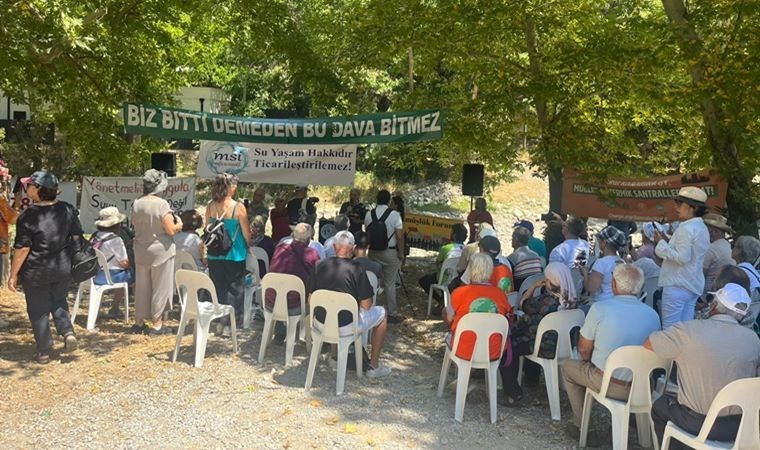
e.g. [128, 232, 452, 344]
[498, 394, 524, 407]
[148, 326, 173, 336]
[34, 352, 50, 364]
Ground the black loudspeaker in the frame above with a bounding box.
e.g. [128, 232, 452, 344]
[462, 164, 484, 196]
[151, 152, 176, 177]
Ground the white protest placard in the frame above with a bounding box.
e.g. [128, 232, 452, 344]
[12, 179, 78, 211]
[79, 176, 196, 234]
[197, 141, 357, 186]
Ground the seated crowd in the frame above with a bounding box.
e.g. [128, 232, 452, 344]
[6, 172, 760, 446]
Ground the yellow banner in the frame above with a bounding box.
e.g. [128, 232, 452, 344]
[404, 213, 463, 251]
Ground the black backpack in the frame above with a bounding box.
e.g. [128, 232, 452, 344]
[367, 208, 393, 251]
[71, 238, 99, 283]
[203, 203, 239, 257]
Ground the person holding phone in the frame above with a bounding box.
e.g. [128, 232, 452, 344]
[653, 186, 710, 328]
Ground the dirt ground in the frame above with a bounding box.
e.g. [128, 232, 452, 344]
[0, 172, 645, 449]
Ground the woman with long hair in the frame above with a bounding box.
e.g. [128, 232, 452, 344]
[132, 169, 182, 335]
[204, 173, 250, 335]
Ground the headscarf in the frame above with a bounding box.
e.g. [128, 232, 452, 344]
[544, 262, 577, 310]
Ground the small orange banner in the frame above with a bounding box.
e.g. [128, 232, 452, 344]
[562, 169, 728, 221]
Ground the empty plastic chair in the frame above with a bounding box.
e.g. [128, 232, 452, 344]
[172, 269, 238, 368]
[436, 313, 509, 423]
[304, 289, 363, 395]
[72, 249, 129, 330]
[427, 257, 460, 317]
[518, 308, 585, 421]
[661, 377, 760, 450]
[518, 273, 545, 299]
[579, 345, 671, 450]
[258, 273, 310, 365]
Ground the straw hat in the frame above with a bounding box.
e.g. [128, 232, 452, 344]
[94, 207, 127, 228]
[703, 213, 733, 233]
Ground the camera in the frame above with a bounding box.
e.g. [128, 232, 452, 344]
[309, 196, 320, 203]
[540, 211, 555, 222]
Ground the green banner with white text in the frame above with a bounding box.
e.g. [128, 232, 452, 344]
[122, 103, 443, 144]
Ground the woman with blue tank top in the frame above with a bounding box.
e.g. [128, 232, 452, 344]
[205, 174, 250, 334]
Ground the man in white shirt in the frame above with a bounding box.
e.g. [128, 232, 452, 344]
[364, 189, 404, 323]
[701, 213, 734, 292]
[548, 216, 590, 269]
[562, 264, 661, 441]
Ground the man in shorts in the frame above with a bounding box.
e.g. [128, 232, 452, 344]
[308, 231, 392, 378]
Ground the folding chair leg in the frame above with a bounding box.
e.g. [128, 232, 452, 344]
[517, 356, 524, 386]
[454, 363, 471, 423]
[437, 350, 452, 398]
[72, 285, 84, 323]
[243, 286, 253, 330]
[545, 360, 561, 421]
[635, 413, 652, 448]
[285, 316, 299, 365]
[258, 315, 275, 364]
[229, 312, 238, 354]
[172, 313, 189, 363]
[610, 406, 630, 450]
[122, 285, 129, 324]
[579, 391, 594, 448]
[304, 335, 323, 390]
[427, 287, 435, 317]
[336, 340, 350, 395]
[86, 288, 103, 330]
[487, 366, 498, 424]
[195, 319, 211, 368]
[354, 337, 363, 378]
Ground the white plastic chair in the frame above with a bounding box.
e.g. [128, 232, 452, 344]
[661, 377, 760, 450]
[243, 247, 263, 330]
[518, 308, 585, 421]
[436, 313, 509, 423]
[252, 246, 270, 274]
[175, 249, 199, 271]
[72, 249, 129, 330]
[579, 345, 671, 450]
[172, 269, 238, 368]
[258, 273, 310, 365]
[518, 272, 545, 299]
[640, 276, 658, 309]
[428, 257, 460, 317]
[304, 290, 363, 395]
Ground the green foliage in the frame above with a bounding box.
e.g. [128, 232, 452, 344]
[0, 0, 758, 229]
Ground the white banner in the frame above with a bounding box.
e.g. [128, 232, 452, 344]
[197, 141, 357, 186]
[79, 176, 196, 234]
[12, 179, 78, 211]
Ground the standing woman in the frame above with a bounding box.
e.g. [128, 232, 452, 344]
[654, 186, 710, 328]
[132, 169, 182, 335]
[9, 171, 83, 364]
[205, 173, 250, 333]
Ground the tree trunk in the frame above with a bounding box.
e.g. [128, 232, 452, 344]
[524, 16, 564, 215]
[661, 0, 758, 235]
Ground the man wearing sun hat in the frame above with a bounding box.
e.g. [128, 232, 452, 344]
[645, 283, 760, 446]
[701, 213, 734, 292]
[653, 186, 710, 328]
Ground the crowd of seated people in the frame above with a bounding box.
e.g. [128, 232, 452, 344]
[6, 178, 759, 447]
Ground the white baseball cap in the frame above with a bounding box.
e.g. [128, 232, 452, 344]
[710, 283, 750, 317]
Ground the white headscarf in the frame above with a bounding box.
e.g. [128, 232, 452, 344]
[544, 262, 577, 310]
